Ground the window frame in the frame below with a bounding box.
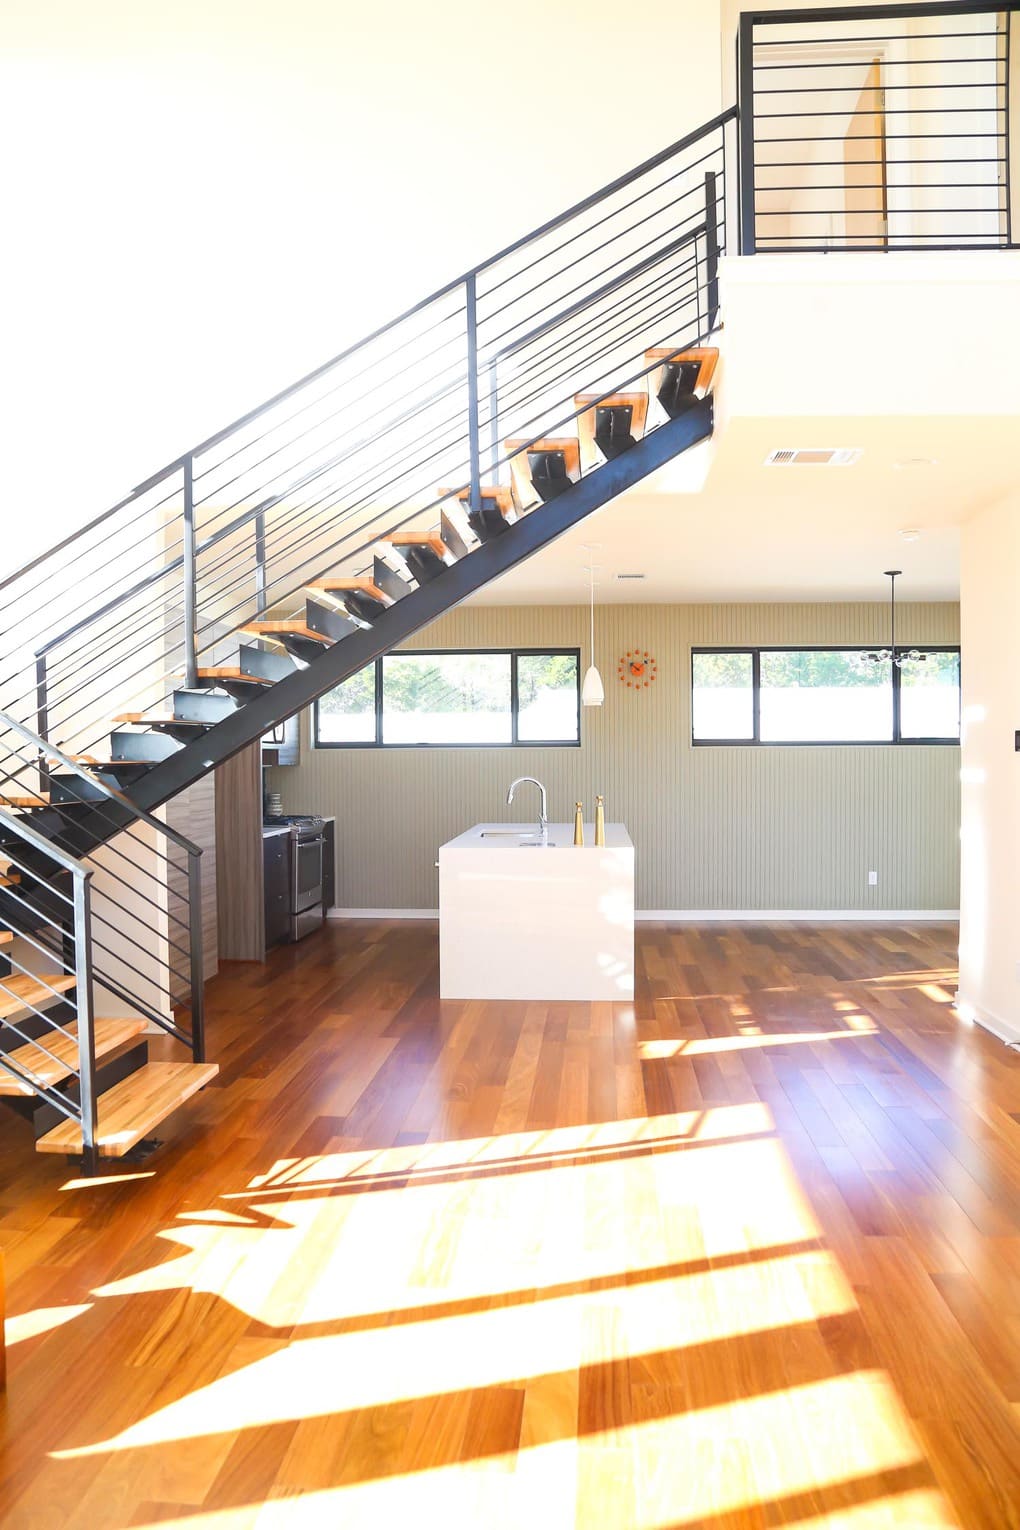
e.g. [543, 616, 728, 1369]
[313, 646, 582, 750]
[691, 644, 961, 747]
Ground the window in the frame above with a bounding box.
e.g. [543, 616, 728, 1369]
[691, 651, 755, 741]
[315, 649, 580, 747]
[692, 647, 960, 745]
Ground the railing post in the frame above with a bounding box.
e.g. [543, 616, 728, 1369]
[465, 275, 482, 516]
[187, 848, 206, 1062]
[737, 12, 756, 255]
[704, 170, 720, 332]
[487, 362, 500, 485]
[254, 509, 268, 616]
[35, 653, 49, 791]
[72, 868, 99, 1175]
[182, 455, 199, 689]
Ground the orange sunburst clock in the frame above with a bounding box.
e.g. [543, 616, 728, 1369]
[618, 650, 657, 688]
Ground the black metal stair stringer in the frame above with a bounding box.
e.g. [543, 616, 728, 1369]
[93, 396, 714, 826]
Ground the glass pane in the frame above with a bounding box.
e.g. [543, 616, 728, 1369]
[517, 653, 579, 742]
[692, 651, 754, 740]
[760, 650, 893, 742]
[382, 652, 512, 744]
[899, 651, 960, 739]
[316, 665, 376, 743]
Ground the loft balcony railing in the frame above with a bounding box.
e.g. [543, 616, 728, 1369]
[737, 0, 1019, 253]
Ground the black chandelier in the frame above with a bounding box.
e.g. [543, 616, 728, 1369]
[859, 570, 927, 668]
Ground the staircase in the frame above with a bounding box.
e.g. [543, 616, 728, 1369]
[0, 107, 737, 1170]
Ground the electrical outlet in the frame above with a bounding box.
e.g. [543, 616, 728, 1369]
[868, 870, 878, 887]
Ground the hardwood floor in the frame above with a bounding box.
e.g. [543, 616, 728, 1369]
[0, 919, 1017, 1528]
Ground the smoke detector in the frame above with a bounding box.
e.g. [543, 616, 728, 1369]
[764, 447, 862, 467]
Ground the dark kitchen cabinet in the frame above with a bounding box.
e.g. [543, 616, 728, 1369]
[263, 832, 290, 949]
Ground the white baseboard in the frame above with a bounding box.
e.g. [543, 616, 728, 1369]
[328, 907, 440, 920]
[636, 910, 960, 922]
[954, 992, 1020, 1048]
[327, 907, 958, 923]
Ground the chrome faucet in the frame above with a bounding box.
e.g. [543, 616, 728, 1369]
[507, 776, 548, 841]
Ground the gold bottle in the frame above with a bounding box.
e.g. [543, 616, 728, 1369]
[594, 795, 606, 847]
[574, 801, 584, 846]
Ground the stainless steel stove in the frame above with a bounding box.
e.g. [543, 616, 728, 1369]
[264, 815, 326, 940]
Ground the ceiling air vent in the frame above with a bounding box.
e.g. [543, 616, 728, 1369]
[616, 573, 646, 581]
[765, 447, 862, 467]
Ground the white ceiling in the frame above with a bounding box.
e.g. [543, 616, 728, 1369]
[470, 412, 1013, 605]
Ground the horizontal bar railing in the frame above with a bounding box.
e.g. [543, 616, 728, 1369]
[0, 805, 98, 1166]
[737, 0, 1016, 254]
[0, 718, 206, 1061]
[0, 107, 735, 797]
[0, 109, 733, 1085]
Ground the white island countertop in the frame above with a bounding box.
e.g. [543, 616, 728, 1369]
[439, 822, 634, 1001]
[442, 822, 633, 851]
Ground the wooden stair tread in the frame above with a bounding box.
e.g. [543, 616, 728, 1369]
[0, 873, 20, 887]
[35, 1060, 220, 1157]
[0, 1017, 148, 1097]
[506, 436, 581, 462]
[0, 974, 76, 1021]
[113, 714, 206, 728]
[574, 391, 650, 464]
[382, 532, 449, 556]
[195, 668, 273, 685]
[644, 345, 719, 390]
[241, 621, 331, 644]
[440, 485, 514, 514]
[0, 931, 11, 946]
[575, 389, 650, 418]
[306, 579, 388, 602]
[0, 794, 50, 808]
[504, 437, 581, 506]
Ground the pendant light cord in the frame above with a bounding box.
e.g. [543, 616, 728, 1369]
[589, 564, 595, 669]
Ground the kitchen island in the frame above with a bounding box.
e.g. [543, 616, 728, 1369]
[438, 822, 634, 1001]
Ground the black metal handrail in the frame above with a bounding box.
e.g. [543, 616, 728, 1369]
[738, 0, 1016, 254]
[0, 107, 738, 610]
[0, 108, 737, 1100]
[0, 106, 735, 786]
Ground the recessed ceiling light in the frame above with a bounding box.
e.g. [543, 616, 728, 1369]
[892, 457, 938, 470]
[899, 527, 921, 542]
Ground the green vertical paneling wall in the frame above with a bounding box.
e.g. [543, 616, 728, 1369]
[268, 602, 961, 912]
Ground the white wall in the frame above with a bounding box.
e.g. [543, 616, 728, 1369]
[718, 250, 1020, 420]
[958, 496, 1020, 1043]
[0, 0, 724, 570]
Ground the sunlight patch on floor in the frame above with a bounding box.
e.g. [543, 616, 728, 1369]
[56, 1244, 854, 1455]
[4, 1303, 93, 1345]
[121, 1374, 950, 1530]
[33, 1105, 957, 1529]
[639, 1027, 878, 1059]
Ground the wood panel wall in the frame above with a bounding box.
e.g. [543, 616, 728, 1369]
[215, 743, 265, 962]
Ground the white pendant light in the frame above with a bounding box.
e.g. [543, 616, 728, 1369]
[582, 549, 604, 707]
